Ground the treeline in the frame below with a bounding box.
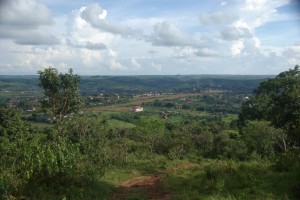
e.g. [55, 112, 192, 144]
[0, 74, 269, 95]
[80, 75, 269, 94]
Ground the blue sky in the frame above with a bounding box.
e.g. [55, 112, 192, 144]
[0, 0, 299, 75]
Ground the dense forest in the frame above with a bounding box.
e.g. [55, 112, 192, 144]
[0, 66, 299, 199]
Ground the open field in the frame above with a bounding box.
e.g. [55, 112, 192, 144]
[84, 90, 223, 112]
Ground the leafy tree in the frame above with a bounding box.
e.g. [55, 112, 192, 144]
[241, 120, 278, 158]
[240, 65, 300, 145]
[38, 68, 83, 127]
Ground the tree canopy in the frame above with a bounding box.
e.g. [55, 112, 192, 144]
[38, 68, 83, 125]
[240, 65, 300, 144]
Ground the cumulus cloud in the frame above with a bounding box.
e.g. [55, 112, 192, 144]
[0, 29, 59, 45]
[241, 0, 290, 28]
[131, 58, 141, 69]
[171, 47, 196, 60]
[78, 47, 126, 72]
[84, 42, 107, 50]
[231, 40, 245, 56]
[0, 0, 53, 28]
[108, 59, 125, 70]
[150, 21, 195, 47]
[200, 12, 237, 25]
[80, 3, 143, 38]
[65, 6, 115, 50]
[66, 40, 107, 50]
[151, 62, 162, 71]
[195, 48, 220, 57]
[0, 0, 58, 45]
[283, 45, 300, 59]
[0, 0, 297, 75]
[221, 26, 252, 40]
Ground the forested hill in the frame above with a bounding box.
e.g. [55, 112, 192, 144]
[0, 75, 273, 94]
[80, 75, 272, 94]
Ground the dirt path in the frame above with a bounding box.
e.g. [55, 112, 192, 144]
[109, 162, 196, 200]
[110, 175, 169, 200]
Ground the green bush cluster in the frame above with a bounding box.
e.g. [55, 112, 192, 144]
[0, 108, 110, 199]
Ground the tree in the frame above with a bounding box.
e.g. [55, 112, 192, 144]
[240, 65, 300, 146]
[242, 120, 278, 158]
[38, 68, 83, 127]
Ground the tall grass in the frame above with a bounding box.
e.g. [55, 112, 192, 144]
[164, 159, 299, 200]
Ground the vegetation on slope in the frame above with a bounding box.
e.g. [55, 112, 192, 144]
[0, 66, 299, 199]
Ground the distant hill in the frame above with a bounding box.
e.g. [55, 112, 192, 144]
[79, 75, 273, 94]
[0, 75, 273, 95]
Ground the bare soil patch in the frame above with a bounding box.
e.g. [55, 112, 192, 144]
[109, 162, 196, 200]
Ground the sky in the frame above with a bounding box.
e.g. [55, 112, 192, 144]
[0, 0, 300, 75]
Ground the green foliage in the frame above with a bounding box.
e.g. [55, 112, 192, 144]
[2, 66, 300, 199]
[241, 120, 279, 159]
[274, 149, 300, 172]
[134, 117, 165, 153]
[0, 108, 112, 199]
[164, 159, 299, 200]
[64, 114, 111, 174]
[240, 65, 300, 145]
[123, 188, 150, 200]
[0, 107, 30, 137]
[38, 68, 83, 125]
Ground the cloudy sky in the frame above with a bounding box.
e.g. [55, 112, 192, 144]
[0, 0, 299, 75]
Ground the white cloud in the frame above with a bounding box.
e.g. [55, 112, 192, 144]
[283, 45, 300, 59]
[0, 0, 298, 75]
[151, 62, 162, 71]
[150, 21, 195, 47]
[243, 0, 268, 11]
[200, 12, 236, 25]
[131, 58, 141, 69]
[67, 40, 107, 50]
[0, 29, 59, 45]
[195, 48, 220, 57]
[109, 59, 125, 70]
[241, 0, 291, 28]
[0, 0, 53, 27]
[0, 0, 58, 45]
[221, 26, 249, 41]
[220, 1, 227, 6]
[80, 3, 143, 38]
[231, 40, 245, 56]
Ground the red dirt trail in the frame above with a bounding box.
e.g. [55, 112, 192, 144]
[109, 162, 196, 200]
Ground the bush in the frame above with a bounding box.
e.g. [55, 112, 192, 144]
[0, 110, 110, 198]
[274, 149, 300, 171]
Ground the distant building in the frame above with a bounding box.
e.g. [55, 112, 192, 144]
[131, 106, 143, 112]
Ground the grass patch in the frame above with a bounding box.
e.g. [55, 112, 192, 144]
[163, 159, 300, 200]
[107, 119, 136, 129]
